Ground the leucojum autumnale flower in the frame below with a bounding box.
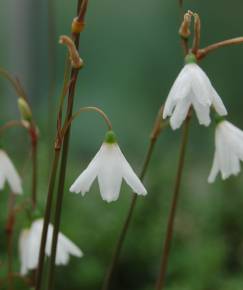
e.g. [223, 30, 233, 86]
[163, 53, 228, 130]
[208, 119, 243, 182]
[0, 149, 22, 194]
[70, 130, 147, 202]
[19, 218, 83, 275]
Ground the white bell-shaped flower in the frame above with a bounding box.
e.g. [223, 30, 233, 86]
[19, 218, 83, 275]
[70, 131, 147, 202]
[163, 54, 227, 130]
[208, 120, 243, 183]
[0, 149, 22, 194]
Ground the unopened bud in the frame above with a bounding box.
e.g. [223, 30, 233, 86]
[59, 35, 84, 69]
[18, 98, 32, 122]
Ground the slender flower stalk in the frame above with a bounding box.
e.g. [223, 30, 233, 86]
[47, 2, 89, 290]
[5, 192, 15, 290]
[197, 36, 243, 60]
[101, 107, 166, 290]
[28, 124, 38, 208]
[155, 114, 191, 290]
[35, 150, 61, 290]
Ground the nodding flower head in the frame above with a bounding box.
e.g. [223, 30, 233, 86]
[0, 149, 22, 194]
[208, 120, 243, 183]
[70, 131, 147, 202]
[163, 53, 227, 130]
[19, 218, 83, 276]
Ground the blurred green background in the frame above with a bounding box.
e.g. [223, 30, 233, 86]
[1, 0, 243, 289]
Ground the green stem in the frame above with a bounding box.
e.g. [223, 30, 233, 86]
[35, 149, 61, 290]
[47, 2, 86, 289]
[101, 106, 165, 290]
[155, 116, 191, 290]
[6, 193, 15, 290]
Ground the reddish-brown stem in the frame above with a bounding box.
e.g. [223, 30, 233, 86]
[47, 1, 88, 290]
[192, 13, 201, 54]
[77, 0, 89, 22]
[29, 124, 38, 208]
[0, 120, 26, 135]
[197, 36, 243, 60]
[155, 115, 191, 290]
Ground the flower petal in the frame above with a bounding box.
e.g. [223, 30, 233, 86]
[192, 100, 211, 126]
[0, 150, 22, 194]
[170, 96, 191, 130]
[208, 153, 219, 183]
[163, 65, 191, 118]
[210, 87, 227, 116]
[69, 150, 101, 195]
[190, 64, 212, 106]
[119, 148, 147, 195]
[19, 230, 30, 276]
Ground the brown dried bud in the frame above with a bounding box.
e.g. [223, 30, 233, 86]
[59, 35, 84, 69]
[179, 10, 193, 39]
[72, 17, 85, 34]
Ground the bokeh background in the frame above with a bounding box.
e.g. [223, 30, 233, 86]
[1, 0, 243, 289]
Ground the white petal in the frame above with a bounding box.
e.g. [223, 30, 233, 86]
[58, 232, 83, 258]
[0, 173, 5, 190]
[27, 221, 42, 270]
[170, 96, 191, 130]
[70, 150, 101, 195]
[192, 100, 211, 126]
[211, 87, 227, 116]
[0, 150, 22, 194]
[215, 123, 241, 179]
[190, 64, 212, 106]
[208, 153, 219, 183]
[118, 146, 147, 195]
[163, 65, 191, 118]
[19, 229, 30, 276]
[93, 143, 122, 202]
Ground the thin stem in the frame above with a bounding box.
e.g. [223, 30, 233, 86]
[35, 149, 61, 290]
[61, 106, 113, 137]
[5, 193, 15, 290]
[197, 36, 243, 60]
[31, 135, 38, 208]
[0, 68, 27, 99]
[192, 13, 201, 54]
[77, 0, 89, 22]
[0, 120, 26, 135]
[155, 115, 191, 290]
[47, 1, 87, 289]
[101, 106, 166, 290]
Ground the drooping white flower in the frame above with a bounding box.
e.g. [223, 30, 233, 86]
[0, 149, 22, 194]
[19, 218, 83, 275]
[163, 53, 227, 130]
[208, 120, 243, 183]
[70, 131, 147, 202]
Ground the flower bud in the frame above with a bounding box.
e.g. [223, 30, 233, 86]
[18, 98, 32, 122]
